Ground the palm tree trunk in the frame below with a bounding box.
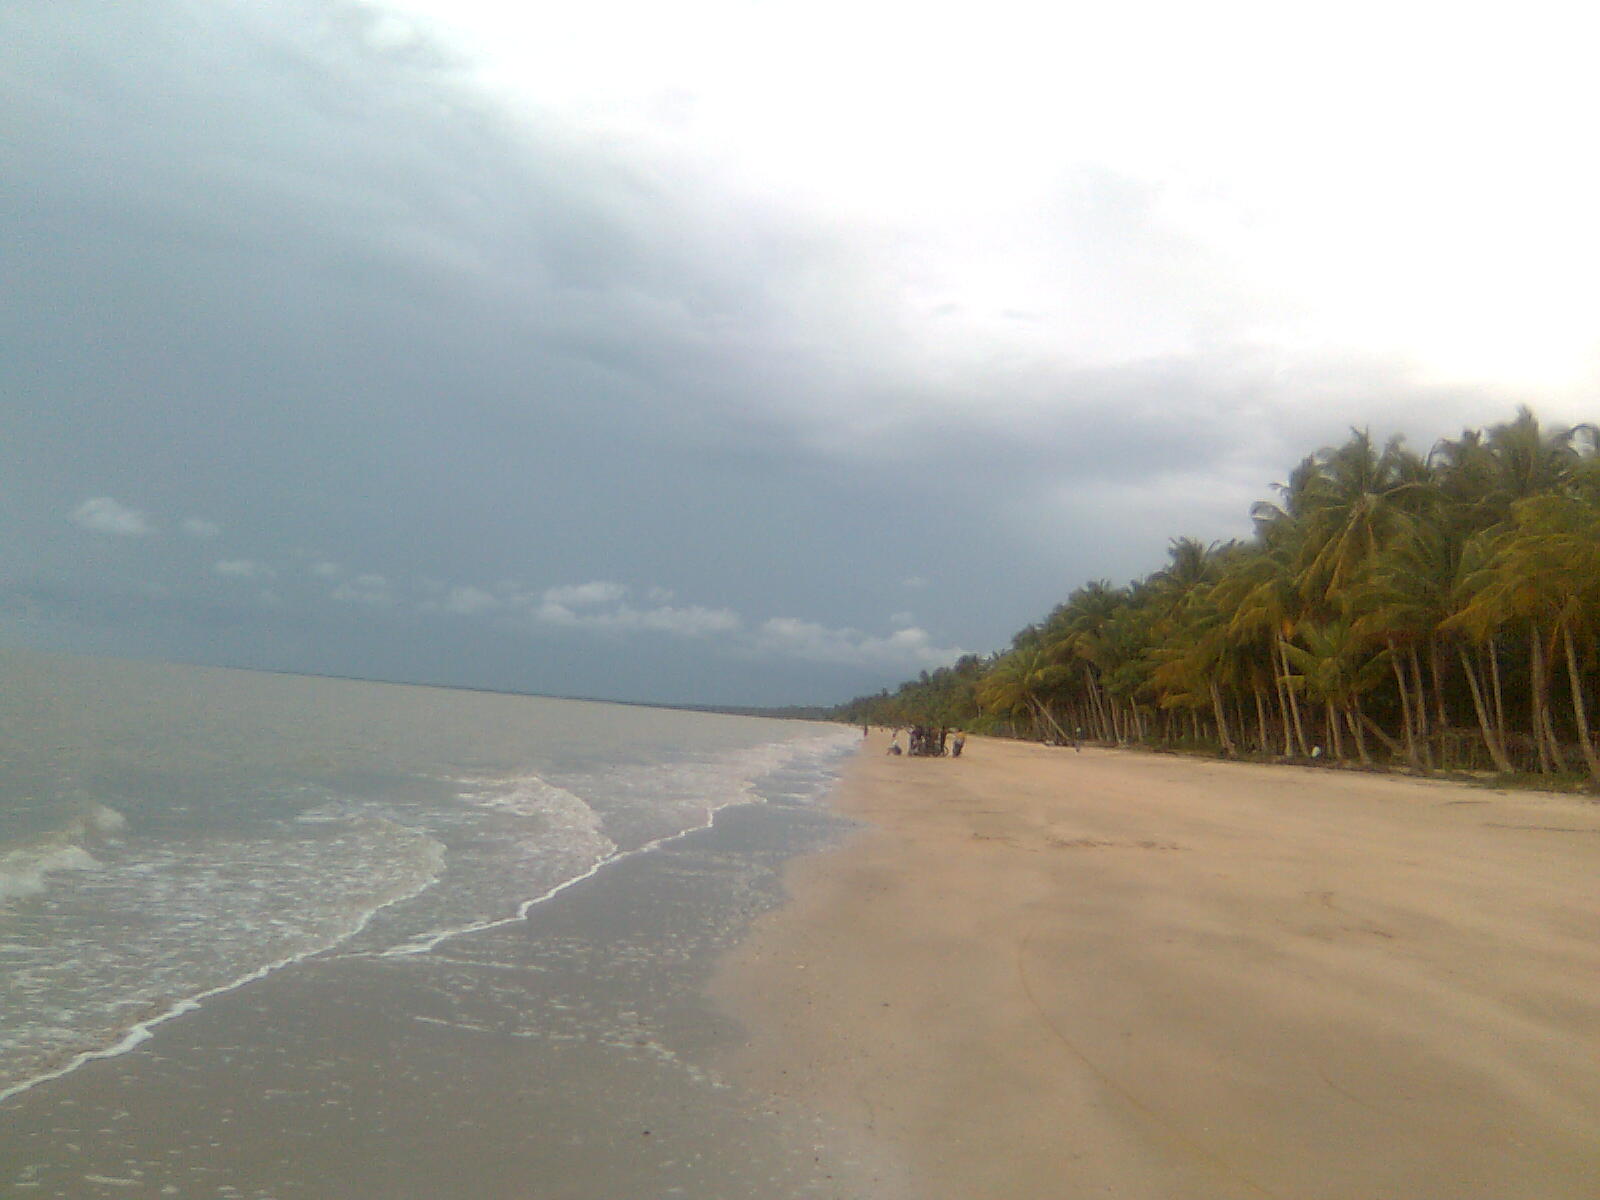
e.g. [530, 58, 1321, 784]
[1410, 644, 1433, 768]
[1029, 696, 1071, 744]
[1345, 704, 1372, 764]
[1429, 636, 1448, 735]
[1536, 627, 1568, 772]
[1529, 631, 1550, 773]
[1327, 703, 1342, 760]
[1277, 638, 1310, 756]
[1254, 685, 1269, 754]
[1388, 638, 1420, 768]
[1561, 622, 1600, 783]
[1084, 670, 1111, 741]
[1459, 646, 1514, 773]
[1487, 641, 1509, 763]
[1350, 700, 1388, 764]
[1273, 662, 1294, 756]
[1529, 628, 1562, 773]
[1359, 708, 1406, 760]
[1210, 681, 1236, 755]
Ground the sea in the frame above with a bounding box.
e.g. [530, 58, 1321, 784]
[0, 649, 897, 1199]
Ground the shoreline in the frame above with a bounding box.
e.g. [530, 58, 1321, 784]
[712, 731, 1600, 1199]
[0, 729, 858, 1110]
[0, 781, 882, 1198]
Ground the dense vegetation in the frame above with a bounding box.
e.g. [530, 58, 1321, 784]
[836, 408, 1600, 786]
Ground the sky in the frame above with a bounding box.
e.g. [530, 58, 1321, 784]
[4, 0, 1598, 706]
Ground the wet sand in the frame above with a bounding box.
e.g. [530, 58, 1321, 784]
[712, 734, 1600, 1199]
[1, 798, 898, 1200]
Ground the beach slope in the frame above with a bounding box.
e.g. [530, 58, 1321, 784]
[713, 735, 1600, 1199]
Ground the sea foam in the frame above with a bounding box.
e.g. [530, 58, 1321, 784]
[0, 804, 125, 904]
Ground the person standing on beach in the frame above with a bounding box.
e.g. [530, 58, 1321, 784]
[951, 731, 966, 757]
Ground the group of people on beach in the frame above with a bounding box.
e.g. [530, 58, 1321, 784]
[883, 725, 965, 758]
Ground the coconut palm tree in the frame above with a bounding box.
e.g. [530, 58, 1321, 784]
[1042, 580, 1129, 741]
[1486, 492, 1600, 781]
[1279, 620, 1391, 764]
[1296, 429, 1429, 607]
[977, 645, 1073, 742]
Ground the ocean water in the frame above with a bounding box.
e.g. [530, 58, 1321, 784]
[0, 650, 893, 1198]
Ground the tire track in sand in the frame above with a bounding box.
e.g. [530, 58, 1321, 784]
[1014, 930, 1282, 1199]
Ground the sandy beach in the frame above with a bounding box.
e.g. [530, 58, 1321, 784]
[713, 734, 1600, 1199]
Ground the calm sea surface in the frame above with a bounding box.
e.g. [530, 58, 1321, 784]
[0, 650, 890, 1198]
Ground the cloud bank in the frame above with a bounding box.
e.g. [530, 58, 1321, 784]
[5, 2, 1596, 704]
[70, 498, 153, 537]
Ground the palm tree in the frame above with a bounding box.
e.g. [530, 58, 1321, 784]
[1042, 580, 1129, 741]
[1488, 493, 1600, 782]
[1296, 429, 1429, 607]
[1447, 524, 1569, 774]
[853, 406, 1599, 784]
[1469, 405, 1600, 526]
[977, 645, 1072, 742]
[1280, 620, 1391, 764]
[1349, 517, 1468, 769]
[1222, 542, 1313, 756]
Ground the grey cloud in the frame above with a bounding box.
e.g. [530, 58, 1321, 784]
[2, 1, 1565, 706]
[69, 497, 154, 537]
[330, 574, 396, 606]
[748, 619, 962, 670]
[214, 559, 276, 580]
[437, 585, 499, 615]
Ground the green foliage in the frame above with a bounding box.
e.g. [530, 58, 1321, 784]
[831, 408, 1600, 784]
[837, 654, 990, 730]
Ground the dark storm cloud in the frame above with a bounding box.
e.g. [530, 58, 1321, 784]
[0, 1, 1561, 703]
[4, 4, 859, 582]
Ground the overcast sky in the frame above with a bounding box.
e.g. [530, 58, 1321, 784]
[4, 0, 1597, 705]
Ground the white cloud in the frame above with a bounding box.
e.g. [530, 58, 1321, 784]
[331, 573, 394, 606]
[535, 581, 626, 625]
[181, 517, 221, 538]
[214, 558, 275, 580]
[528, 581, 739, 637]
[901, 576, 928, 589]
[750, 617, 961, 669]
[70, 496, 153, 536]
[380, 569, 958, 669]
[543, 581, 628, 609]
[441, 585, 500, 615]
[310, 561, 342, 579]
[621, 604, 742, 636]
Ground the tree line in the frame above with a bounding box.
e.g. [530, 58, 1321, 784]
[835, 407, 1600, 786]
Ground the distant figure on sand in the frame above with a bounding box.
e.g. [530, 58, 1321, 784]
[951, 732, 966, 757]
[887, 738, 903, 756]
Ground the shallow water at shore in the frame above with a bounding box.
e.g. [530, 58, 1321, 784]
[0, 651, 896, 1198]
[2, 797, 903, 1199]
